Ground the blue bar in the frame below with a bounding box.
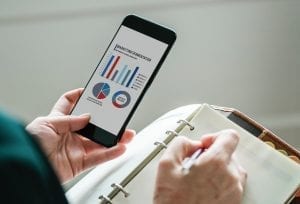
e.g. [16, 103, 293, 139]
[111, 70, 119, 81]
[126, 67, 139, 87]
[121, 70, 131, 85]
[101, 55, 114, 77]
[116, 65, 128, 84]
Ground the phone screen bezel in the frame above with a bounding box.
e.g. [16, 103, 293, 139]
[74, 15, 176, 147]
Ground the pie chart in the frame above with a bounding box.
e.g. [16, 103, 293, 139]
[112, 90, 131, 108]
[92, 82, 110, 100]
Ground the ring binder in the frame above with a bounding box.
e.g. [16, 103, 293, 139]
[177, 119, 195, 130]
[99, 195, 112, 204]
[111, 183, 130, 198]
[154, 141, 167, 149]
[98, 126, 183, 203]
[165, 130, 178, 136]
[67, 104, 300, 204]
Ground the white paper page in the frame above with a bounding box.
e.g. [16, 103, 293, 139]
[179, 105, 300, 204]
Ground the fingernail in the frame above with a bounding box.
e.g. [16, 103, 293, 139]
[129, 129, 136, 135]
[80, 113, 91, 118]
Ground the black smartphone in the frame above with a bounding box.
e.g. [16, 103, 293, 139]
[71, 15, 176, 147]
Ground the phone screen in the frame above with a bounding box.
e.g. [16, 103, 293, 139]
[72, 25, 168, 136]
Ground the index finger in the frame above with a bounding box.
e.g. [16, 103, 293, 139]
[119, 129, 136, 144]
[50, 88, 84, 116]
[201, 129, 240, 162]
[160, 136, 202, 165]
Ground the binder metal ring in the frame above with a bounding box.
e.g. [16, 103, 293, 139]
[154, 141, 167, 149]
[177, 119, 195, 130]
[165, 130, 178, 136]
[99, 195, 112, 204]
[111, 183, 130, 197]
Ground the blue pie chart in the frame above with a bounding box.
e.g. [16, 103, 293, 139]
[92, 83, 110, 100]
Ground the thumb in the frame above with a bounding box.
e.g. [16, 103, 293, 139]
[47, 114, 91, 134]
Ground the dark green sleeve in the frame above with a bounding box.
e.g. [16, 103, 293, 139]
[0, 111, 68, 204]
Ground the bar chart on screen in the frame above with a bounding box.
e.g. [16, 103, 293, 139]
[99, 53, 147, 91]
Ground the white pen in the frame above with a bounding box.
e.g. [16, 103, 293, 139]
[182, 148, 204, 170]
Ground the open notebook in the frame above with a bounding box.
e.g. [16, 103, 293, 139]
[66, 104, 300, 204]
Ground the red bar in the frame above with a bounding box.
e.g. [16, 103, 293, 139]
[106, 55, 120, 79]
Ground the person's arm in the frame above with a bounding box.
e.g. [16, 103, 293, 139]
[0, 111, 67, 204]
[0, 158, 67, 204]
[154, 129, 247, 204]
[26, 88, 135, 183]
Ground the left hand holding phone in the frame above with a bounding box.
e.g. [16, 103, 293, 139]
[26, 88, 135, 183]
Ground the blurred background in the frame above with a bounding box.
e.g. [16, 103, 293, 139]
[0, 0, 299, 149]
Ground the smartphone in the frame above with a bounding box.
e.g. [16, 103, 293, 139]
[71, 15, 176, 147]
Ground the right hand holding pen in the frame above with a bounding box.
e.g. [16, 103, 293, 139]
[154, 129, 247, 204]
